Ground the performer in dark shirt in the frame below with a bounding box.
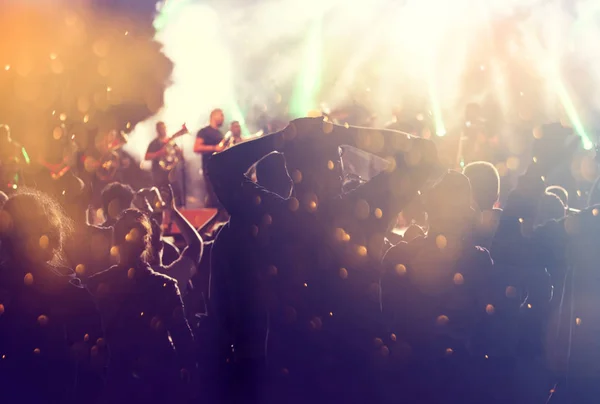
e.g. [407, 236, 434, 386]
[145, 121, 188, 230]
[193, 109, 225, 208]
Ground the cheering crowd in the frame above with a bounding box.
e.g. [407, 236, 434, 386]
[0, 115, 599, 404]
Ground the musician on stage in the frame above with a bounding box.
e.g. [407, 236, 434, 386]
[0, 125, 29, 193]
[145, 121, 188, 229]
[193, 109, 225, 208]
[228, 121, 244, 146]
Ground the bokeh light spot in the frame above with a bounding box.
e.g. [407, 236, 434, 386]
[435, 235, 447, 250]
[436, 315, 449, 326]
[339, 267, 348, 279]
[395, 264, 407, 276]
[24, 273, 34, 286]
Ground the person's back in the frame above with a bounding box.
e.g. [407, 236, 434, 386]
[463, 161, 501, 248]
[0, 263, 103, 403]
[208, 118, 438, 404]
[381, 171, 499, 403]
[87, 209, 195, 404]
[88, 264, 186, 372]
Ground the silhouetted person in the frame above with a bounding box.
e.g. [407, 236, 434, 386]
[87, 209, 196, 404]
[0, 190, 104, 404]
[100, 182, 135, 227]
[63, 180, 115, 281]
[194, 109, 225, 208]
[209, 151, 294, 404]
[463, 161, 502, 248]
[209, 117, 437, 404]
[534, 192, 566, 227]
[382, 171, 498, 404]
[149, 186, 203, 292]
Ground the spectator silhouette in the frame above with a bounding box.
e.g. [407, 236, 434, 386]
[0, 189, 104, 403]
[87, 209, 195, 404]
[382, 171, 497, 403]
[463, 161, 502, 248]
[100, 182, 135, 227]
[208, 117, 437, 404]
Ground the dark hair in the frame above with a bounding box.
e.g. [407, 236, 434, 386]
[535, 192, 565, 226]
[256, 152, 293, 198]
[463, 161, 500, 211]
[113, 209, 153, 263]
[101, 182, 135, 223]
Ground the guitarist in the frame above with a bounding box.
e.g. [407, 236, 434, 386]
[35, 127, 79, 198]
[0, 125, 29, 193]
[145, 121, 188, 230]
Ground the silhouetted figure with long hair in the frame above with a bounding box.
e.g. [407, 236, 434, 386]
[87, 209, 196, 404]
[0, 189, 104, 404]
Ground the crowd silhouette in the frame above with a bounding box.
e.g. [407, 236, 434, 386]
[1, 116, 599, 403]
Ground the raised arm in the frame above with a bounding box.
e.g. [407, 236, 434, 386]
[165, 186, 203, 266]
[207, 129, 284, 212]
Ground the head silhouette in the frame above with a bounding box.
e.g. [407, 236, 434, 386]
[535, 192, 566, 227]
[0, 189, 71, 267]
[101, 182, 135, 226]
[255, 152, 293, 198]
[463, 161, 499, 211]
[113, 209, 152, 265]
[424, 170, 473, 234]
[281, 121, 344, 203]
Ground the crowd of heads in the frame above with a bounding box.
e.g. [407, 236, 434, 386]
[0, 114, 599, 404]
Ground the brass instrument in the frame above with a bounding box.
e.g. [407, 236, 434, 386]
[95, 130, 128, 181]
[159, 124, 188, 172]
[96, 150, 121, 181]
[218, 132, 234, 149]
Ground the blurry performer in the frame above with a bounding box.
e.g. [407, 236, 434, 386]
[228, 121, 244, 147]
[145, 121, 188, 229]
[78, 129, 130, 207]
[0, 125, 29, 193]
[194, 109, 225, 208]
[35, 126, 81, 199]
